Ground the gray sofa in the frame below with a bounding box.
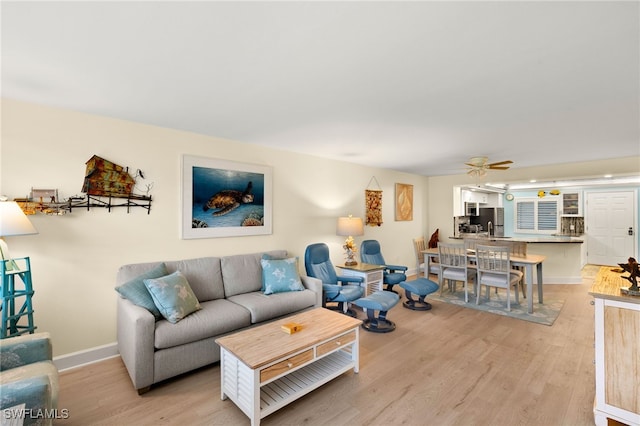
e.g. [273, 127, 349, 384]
[116, 250, 322, 393]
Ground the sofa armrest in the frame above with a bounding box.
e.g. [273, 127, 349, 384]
[301, 275, 323, 308]
[0, 332, 52, 371]
[116, 296, 156, 391]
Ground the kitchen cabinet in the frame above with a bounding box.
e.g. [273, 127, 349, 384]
[454, 188, 492, 216]
[561, 191, 582, 216]
[463, 191, 488, 204]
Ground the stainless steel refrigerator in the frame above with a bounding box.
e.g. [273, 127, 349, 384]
[475, 207, 504, 237]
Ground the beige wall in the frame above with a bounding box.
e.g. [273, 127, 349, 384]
[2, 99, 638, 357]
[1, 99, 431, 356]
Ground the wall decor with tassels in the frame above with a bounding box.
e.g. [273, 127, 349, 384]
[365, 176, 383, 226]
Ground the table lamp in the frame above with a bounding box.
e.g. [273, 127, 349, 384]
[0, 199, 38, 271]
[336, 215, 364, 266]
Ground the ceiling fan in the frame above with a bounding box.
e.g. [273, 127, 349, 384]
[465, 156, 513, 177]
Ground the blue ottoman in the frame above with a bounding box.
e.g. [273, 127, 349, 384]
[399, 278, 439, 311]
[352, 290, 400, 333]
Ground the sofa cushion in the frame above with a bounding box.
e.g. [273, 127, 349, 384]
[144, 271, 202, 324]
[222, 250, 287, 297]
[227, 289, 316, 323]
[115, 263, 168, 320]
[261, 257, 305, 295]
[154, 299, 251, 349]
[164, 257, 224, 302]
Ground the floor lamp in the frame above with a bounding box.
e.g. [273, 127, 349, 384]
[0, 200, 38, 271]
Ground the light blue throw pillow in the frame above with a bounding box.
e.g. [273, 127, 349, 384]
[115, 263, 168, 320]
[260, 257, 305, 295]
[143, 271, 201, 324]
[261, 253, 287, 292]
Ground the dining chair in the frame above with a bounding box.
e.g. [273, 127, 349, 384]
[467, 239, 527, 299]
[413, 237, 440, 278]
[475, 244, 524, 311]
[437, 242, 476, 302]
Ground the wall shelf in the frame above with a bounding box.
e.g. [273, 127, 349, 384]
[66, 194, 152, 214]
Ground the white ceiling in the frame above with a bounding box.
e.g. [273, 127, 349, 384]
[2, 1, 639, 176]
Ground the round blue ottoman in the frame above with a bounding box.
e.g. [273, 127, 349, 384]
[399, 278, 439, 311]
[353, 290, 400, 333]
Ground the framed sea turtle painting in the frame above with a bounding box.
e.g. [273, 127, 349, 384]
[181, 155, 273, 239]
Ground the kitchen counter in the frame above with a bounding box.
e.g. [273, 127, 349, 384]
[450, 235, 584, 283]
[451, 235, 583, 243]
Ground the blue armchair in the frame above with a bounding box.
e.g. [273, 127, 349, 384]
[0, 332, 59, 426]
[360, 240, 408, 294]
[304, 243, 364, 316]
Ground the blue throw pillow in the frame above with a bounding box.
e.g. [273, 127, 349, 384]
[261, 253, 288, 292]
[143, 271, 201, 324]
[115, 263, 168, 320]
[260, 257, 305, 295]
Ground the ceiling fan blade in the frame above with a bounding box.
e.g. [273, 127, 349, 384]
[487, 160, 513, 167]
[488, 166, 511, 170]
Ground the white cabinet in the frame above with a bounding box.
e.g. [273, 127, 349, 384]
[454, 188, 493, 216]
[589, 267, 640, 426]
[462, 190, 488, 204]
[561, 191, 582, 216]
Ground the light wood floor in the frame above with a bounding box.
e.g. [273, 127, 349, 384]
[57, 274, 599, 426]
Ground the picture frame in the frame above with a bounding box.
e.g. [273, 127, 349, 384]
[181, 155, 273, 239]
[395, 183, 413, 221]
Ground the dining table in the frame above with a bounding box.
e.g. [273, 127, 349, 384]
[422, 247, 546, 314]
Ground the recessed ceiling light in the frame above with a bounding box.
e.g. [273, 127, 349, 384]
[529, 179, 537, 183]
[603, 174, 612, 178]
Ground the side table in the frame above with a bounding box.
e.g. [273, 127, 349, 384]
[337, 263, 384, 297]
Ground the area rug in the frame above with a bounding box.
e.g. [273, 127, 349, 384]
[428, 289, 565, 326]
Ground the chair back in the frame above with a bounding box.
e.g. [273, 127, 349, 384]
[438, 242, 467, 268]
[463, 238, 526, 258]
[413, 236, 426, 271]
[360, 240, 386, 265]
[304, 243, 338, 285]
[475, 244, 511, 274]
[463, 238, 479, 252]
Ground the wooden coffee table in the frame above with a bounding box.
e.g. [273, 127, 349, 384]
[215, 307, 361, 425]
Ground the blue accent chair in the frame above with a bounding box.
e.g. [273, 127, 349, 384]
[360, 240, 408, 294]
[0, 332, 59, 426]
[304, 243, 364, 316]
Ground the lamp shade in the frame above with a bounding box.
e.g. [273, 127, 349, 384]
[0, 201, 38, 237]
[336, 216, 364, 237]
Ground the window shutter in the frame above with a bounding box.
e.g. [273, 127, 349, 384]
[538, 200, 558, 231]
[516, 201, 535, 231]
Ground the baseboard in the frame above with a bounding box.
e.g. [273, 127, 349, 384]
[53, 342, 119, 372]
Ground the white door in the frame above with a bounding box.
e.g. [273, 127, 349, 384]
[586, 191, 636, 265]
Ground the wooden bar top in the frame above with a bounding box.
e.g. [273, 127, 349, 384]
[589, 266, 640, 304]
[215, 307, 361, 369]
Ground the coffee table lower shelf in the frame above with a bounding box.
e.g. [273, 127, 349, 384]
[220, 344, 357, 425]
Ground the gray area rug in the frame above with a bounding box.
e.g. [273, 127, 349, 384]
[428, 288, 564, 326]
